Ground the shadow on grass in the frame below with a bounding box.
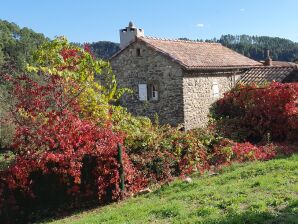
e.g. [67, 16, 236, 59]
[27, 200, 102, 224]
[207, 203, 298, 224]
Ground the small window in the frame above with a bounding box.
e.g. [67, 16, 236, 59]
[148, 83, 159, 101]
[136, 48, 141, 56]
[212, 81, 219, 97]
[138, 83, 159, 101]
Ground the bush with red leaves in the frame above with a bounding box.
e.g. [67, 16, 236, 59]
[232, 142, 276, 161]
[207, 139, 297, 169]
[0, 75, 145, 223]
[211, 82, 298, 142]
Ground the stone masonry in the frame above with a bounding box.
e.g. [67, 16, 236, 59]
[183, 71, 236, 130]
[111, 41, 185, 126]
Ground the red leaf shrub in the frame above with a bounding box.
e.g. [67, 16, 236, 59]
[7, 109, 142, 197]
[232, 142, 276, 161]
[207, 139, 297, 168]
[212, 82, 298, 142]
[0, 117, 144, 222]
[0, 74, 145, 223]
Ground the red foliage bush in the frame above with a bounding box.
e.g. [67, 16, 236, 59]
[0, 75, 145, 223]
[232, 142, 276, 161]
[7, 110, 142, 197]
[212, 82, 298, 142]
[207, 139, 297, 168]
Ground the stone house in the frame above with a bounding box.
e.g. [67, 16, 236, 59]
[110, 22, 297, 130]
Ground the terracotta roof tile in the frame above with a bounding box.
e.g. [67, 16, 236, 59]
[138, 37, 262, 69]
[239, 66, 297, 85]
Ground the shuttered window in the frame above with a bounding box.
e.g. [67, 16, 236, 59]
[212, 81, 219, 97]
[138, 84, 147, 101]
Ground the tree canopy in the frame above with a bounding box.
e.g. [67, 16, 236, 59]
[206, 34, 298, 62]
[0, 20, 48, 74]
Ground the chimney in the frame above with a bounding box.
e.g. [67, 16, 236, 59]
[264, 49, 272, 66]
[119, 21, 144, 49]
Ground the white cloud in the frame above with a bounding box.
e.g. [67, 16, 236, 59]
[196, 23, 204, 28]
[240, 8, 245, 12]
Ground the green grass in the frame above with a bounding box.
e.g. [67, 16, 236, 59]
[44, 154, 298, 223]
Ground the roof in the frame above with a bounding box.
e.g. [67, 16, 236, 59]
[271, 61, 297, 67]
[239, 65, 298, 85]
[110, 36, 262, 69]
[260, 60, 297, 67]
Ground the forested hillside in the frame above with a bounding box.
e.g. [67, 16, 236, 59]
[89, 41, 120, 59]
[216, 35, 298, 62]
[71, 41, 120, 60]
[0, 20, 48, 74]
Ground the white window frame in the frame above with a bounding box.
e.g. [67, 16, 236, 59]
[212, 81, 219, 98]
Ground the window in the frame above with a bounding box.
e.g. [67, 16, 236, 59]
[148, 83, 158, 101]
[138, 83, 159, 101]
[136, 48, 141, 56]
[230, 75, 236, 87]
[212, 81, 219, 97]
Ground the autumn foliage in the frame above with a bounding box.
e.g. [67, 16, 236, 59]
[211, 82, 298, 142]
[0, 38, 146, 223]
[0, 74, 145, 223]
[1, 38, 297, 223]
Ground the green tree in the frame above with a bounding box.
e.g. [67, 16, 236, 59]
[27, 37, 130, 121]
[0, 20, 48, 74]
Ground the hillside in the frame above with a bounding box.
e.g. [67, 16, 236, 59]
[46, 154, 298, 224]
[89, 41, 120, 59]
[216, 35, 298, 62]
[0, 20, 48, 74]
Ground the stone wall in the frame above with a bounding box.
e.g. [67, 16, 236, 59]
[182, 71, 235, 130]
[110, 41, 185, 126]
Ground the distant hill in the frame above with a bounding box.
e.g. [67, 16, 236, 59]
[207, 35, 298, 62]
[88, 41, 120, 60]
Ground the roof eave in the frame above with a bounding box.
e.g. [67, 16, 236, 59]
[183, 65, 260, 71]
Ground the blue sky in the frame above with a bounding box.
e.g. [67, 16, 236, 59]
[1, 0, 298, 43]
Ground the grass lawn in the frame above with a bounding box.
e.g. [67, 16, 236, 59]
[43, 154, 298, 223]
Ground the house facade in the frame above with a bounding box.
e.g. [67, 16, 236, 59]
[110, 22, 297, 130]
